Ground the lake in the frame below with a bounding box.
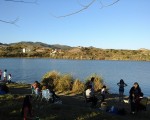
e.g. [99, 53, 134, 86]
[0, 58, 150, 96]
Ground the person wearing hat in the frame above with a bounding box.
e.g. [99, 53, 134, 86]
[129, 82, 143, 114]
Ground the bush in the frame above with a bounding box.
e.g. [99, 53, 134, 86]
[41, 71, 60, 89]
[41, 71, 74, 92]
[55, 74, 74, 92]
[72, 79, 85, 93]
[94, 75, 103, 91]
[41, 71, 104, 93]
[85, 74, 103, 92]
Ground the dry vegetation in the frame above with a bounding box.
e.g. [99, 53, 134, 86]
[1, 42, 150, 61]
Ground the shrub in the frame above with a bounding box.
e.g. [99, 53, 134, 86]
[55, 74, 74, 92]
[41, 71, 60, 89]
[94, 75, 103, 91]
[85, 74, 103, 92]
[72, 79, 85, 93]
[41, 71, 104, 93]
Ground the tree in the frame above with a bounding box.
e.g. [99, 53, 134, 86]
[53, 0, 120, 18]
[1, 0, 120, 25]
[0, 0, 37, 25]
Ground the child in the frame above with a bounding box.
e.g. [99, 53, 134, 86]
[3, 69, 7, 81]
[7, 74, 12, 83]
[101, 85, 106, 102]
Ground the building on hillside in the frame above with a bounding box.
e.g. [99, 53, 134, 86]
[22, 48, 31, 53]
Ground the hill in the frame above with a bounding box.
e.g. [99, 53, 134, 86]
[9, 41, 72, 50]
[0, 41, 150, 61]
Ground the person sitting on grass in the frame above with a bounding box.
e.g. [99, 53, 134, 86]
[41, 85, 61, 103]
[85, 85, 98, 107]
[21, 95, 33, 120]
[31, 81, 41, 94]
[48, 86, 60, 103]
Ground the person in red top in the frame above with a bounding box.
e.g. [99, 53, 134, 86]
[0, 70, 2, 80]
[21, 95, 32, 120]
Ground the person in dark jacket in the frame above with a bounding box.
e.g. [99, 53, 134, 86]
[129, 82, 143, 114]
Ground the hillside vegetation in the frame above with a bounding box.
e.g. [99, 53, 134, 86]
[0, 42, 150, 61]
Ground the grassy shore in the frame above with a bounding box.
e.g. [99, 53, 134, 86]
[0, 83, 150, 120]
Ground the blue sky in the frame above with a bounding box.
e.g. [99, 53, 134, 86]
[0, 0, 150, 50]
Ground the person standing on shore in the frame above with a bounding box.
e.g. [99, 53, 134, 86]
[101, 85, 107, 102]
[0, 70, 2, 80]
[3, 69, 7, 81]
[89, 77, 95, 92]
[7, 74, 12, 83]
[129, 82, 143, 114]
[117, 79, 127, 101]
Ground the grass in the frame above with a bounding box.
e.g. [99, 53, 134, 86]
[0, 83, 150, 120]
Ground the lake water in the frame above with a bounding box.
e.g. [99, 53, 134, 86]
[0, 58, 150, 96]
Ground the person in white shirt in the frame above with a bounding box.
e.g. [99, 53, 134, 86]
[101, 85, 106, 102]
[85, 85, 98, 107]
[3, 69, 7, 81]
[7, 74, 12, 83]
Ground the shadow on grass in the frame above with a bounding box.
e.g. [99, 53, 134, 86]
[0, 84, 150, 120]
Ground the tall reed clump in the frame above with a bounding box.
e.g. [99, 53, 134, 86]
[55, 74, 74, 92]
[41, 71, 60, 89]
[72, 79, 85, 94]
[86, 74, 104, 92]
[41, 71, 74, 92]
[41, 71, 104, 93]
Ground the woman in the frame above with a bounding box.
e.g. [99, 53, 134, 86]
[117, 79, 127, 101]
[129, 82, 143, 114]
[21, 95, 32, 120]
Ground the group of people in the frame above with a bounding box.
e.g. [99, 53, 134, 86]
[85, 77, 107, 107]
[85, 77, 145, 114]
[0, 69, 12, 83]
[22, 81, 61, 120]
[117, 79, 145, 114]
[21, 78, 145, 119]
[31, 81, 60, 103]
